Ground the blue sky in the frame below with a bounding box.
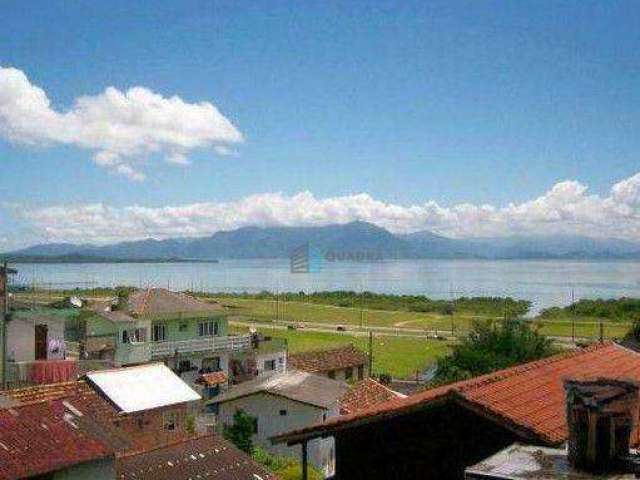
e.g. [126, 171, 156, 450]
[1, 1, 640, 247]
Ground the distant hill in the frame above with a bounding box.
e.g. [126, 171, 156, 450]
[4, 221, 640, 261]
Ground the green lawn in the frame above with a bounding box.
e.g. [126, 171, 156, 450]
[217, 296, 482, 330]
[231, 324, 451, 379]
[217, 296, 633, 340]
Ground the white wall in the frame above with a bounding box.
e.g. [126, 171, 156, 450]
[7, 316, 66, 362]
[218, 392, 338, 476]
[255, 351, 287, 377]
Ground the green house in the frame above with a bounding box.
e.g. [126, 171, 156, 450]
[81, 289, 251, 382]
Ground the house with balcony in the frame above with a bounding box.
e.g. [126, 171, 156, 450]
[80, 288, 252, 384]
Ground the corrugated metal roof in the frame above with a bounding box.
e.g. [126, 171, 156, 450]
[85, 363, 201, 413]
[210, 370, 349, 409]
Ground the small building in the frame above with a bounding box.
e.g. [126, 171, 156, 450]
[273, 342, 640, 480]
[211, 370, 350, 476]
[287, 344, 368, 382]
[4, 309, 78, 388]
[3, 363, 202, 452]
[84, 363, 201, 448]
[117, 434, 278, 480]
[0, 392, 129, 480]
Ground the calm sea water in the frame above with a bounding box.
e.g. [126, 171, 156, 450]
[11, 259, 640, 314]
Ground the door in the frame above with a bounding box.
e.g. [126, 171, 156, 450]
[35, 324, 48, 360]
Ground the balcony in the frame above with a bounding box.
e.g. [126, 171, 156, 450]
[151, 335, 251, 357]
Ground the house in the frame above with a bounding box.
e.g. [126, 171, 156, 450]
[0, 390, 130, 480]
[117, 434, 278, 480]
[2, 309, 79, 388]
[230, 333, 288, 382]
[287, 344, 368, 381]
[84, 363, 201, 448]
[3, 363, 202, 452]
[272, 342, 640, 480]
[210, 370, 350, 477]
[81, 289, 252, 383]
[465, 378, 640, 479]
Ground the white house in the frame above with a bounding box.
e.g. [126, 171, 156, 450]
[210, 370, 350, 477]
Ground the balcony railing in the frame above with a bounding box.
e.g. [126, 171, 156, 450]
[151, 335, 251, 357]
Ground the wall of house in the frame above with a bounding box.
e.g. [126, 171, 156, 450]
[150, 315, 229, 341]
[115, 402, 192, 451]
[218, 393, 338, 475]
[255, 351, 287, 377]
[52, 457, 115, 480]
[332, 401, 521, 480]
[322, 364, 367, 383]
[7, 316, 65, 362]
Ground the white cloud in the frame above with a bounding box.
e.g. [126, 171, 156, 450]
[7, 172, 640, 245]
[0, 67, 243, 180]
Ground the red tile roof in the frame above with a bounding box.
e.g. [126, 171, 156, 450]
[197, 371, 228, 386]
[288, 344, 367, 373]
[0, 398, 117, 480]
[340, 378, 405, 415]
[117, 434, 278, 480]
[273, 342, 640, 447]
[127, 288, 224, 316]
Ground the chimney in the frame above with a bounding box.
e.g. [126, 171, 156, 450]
[564, 378, 639, 473]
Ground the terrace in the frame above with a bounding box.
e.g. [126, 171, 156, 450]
[150, 334, 251, 357]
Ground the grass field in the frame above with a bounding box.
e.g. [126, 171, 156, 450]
[217, 296, 482, 330]
[217, 297, 633, 340]
[231, 324, 450, 379]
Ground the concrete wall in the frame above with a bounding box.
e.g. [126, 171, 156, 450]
[52, 457, 115, 480]
[218, 392, 338, 476]
[255, 351, 287, 377]
[7, 316, 65, 362]
[322, 364, 367, 383]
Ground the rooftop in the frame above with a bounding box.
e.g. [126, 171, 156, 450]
[85, 363, 201, 413]
[127, 288, 224, 317]
[273, 342, 640, 447]
[0, 394, 129, 480]
[117, 434, 278, 480]
[340, 378, 405, 415]
[465, 443, 638, 479]
[210, 370, 350, 409]
[287, 344, 368, 373]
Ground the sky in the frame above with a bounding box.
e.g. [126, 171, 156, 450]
[1, 0, 640, 249]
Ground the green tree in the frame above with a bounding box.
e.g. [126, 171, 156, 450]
[434, 319, 555, 384]
[223, 410, 257, 454]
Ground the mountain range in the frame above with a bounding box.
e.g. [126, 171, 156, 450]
[4, 221, 640, 261]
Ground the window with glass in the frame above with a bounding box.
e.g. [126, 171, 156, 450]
[264, 359, 276, 371]
[152, 324, 166, 342]
[198, 320, 218, 337]
[163, 410, 178, 431]
[122, 328, 146, 344]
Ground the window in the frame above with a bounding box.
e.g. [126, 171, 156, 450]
[202, 357, 221, 372]
[345, 367, 353, 380]
[198, 321, 218, 337]
[163, 411, 178, 431]
[152, 324, 166, 342]
[327, 370, 335, 379]
[358, 365, 364, 380]
[279, 409, 287, 416]
[264, 359, 276, 371]
[122, 328, 146, 344]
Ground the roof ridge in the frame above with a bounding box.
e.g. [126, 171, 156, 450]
[289, 343, 361, 356]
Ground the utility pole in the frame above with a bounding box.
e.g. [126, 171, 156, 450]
[368, 330, 374, 376]
[1, 262, 17, 389]
[571, 287, 576, 343]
